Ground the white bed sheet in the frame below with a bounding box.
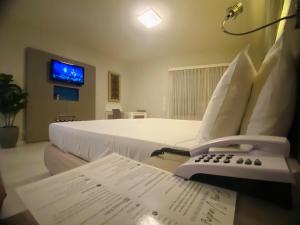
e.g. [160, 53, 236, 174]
[49, 118, 201, 162]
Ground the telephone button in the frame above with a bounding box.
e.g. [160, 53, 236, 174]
[223, 159, 230, 163]
[245, 159, 252, 165]
[195, 159, 201, 163]
[226, 154, 234, 159]
[204, 159, 210, 163]
[213, 159, 219, 163]
[236, 158, 243, 164]
[216, 155, 223, 159]
[254, 159, 262, 166]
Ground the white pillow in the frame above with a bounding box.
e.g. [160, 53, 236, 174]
[198, 48, 256, 141]
[240, 37, 297, 136]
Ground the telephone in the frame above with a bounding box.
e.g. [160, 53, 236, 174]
[174, 135, 296, 183]
[168, 135, 298, 207]
[189, 135, 290, 157]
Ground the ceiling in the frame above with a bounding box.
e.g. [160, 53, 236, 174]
[2, 0, 267, 63]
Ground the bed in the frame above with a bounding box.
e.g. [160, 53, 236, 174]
[45, 35, 298, 175]
[45, 118, 202, 174]
[48, 118, 201, 161]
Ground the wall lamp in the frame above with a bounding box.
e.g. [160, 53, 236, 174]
[221, 1, 300, 36]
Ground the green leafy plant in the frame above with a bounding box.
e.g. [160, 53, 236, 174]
[0, 73, 27, 127]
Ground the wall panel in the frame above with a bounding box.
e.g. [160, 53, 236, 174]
[25, 48, 96, 142]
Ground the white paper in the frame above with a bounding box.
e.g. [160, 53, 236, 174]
[17, 153, 236, 225]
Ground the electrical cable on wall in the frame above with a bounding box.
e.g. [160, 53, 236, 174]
[221, 2, 298, 36]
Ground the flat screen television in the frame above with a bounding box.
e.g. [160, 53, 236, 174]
[50, 60, 84, 86]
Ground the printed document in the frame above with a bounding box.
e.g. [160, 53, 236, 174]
[17, 153, 236, 225]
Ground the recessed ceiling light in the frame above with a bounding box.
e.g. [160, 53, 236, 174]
[138, 9, 162, 28]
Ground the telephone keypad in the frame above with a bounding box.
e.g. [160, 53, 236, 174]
[223, 159, 231, 163]
[194, 154, 263, 167]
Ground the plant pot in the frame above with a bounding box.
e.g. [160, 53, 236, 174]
[0, 127, 19, 149]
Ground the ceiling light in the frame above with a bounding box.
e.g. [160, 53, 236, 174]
[138, 9, 161, 28]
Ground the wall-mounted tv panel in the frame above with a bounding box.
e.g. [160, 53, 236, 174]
[50, 60, 84, 86]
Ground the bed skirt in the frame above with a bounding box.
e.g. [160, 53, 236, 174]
[44, 144, 189, 175]
[44, 144, 87, 175]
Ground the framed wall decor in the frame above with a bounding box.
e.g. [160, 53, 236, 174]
[108, 71, 120, 102]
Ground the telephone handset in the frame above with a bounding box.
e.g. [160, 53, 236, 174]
[173, 135, 296, 184]
[189, 135, 290, 157]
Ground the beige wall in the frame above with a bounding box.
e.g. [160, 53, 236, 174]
[0, 19, 129, 142]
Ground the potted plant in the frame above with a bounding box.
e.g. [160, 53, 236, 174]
[0, 73, 27, 148]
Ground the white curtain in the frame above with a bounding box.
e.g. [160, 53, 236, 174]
[168, 65, 227, 120]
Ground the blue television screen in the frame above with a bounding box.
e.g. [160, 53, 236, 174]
[51, 60, 84, 86]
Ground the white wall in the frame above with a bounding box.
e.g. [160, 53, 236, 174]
[0, 1, 286, 142]
[125, 0, 284, 119]
[0, 19, 129, 142]
[126, 44, 264, 118]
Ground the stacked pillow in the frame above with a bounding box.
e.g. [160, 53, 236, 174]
[240, 36, 297, 136]
[198, 35, 297, 143]
[198, 47, 256, 141]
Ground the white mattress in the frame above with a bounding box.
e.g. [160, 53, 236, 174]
[49, 118, 202, 162]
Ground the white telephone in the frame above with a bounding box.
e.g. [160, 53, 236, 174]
[172, 135, 297, 184]
[189, 135, 290, 157]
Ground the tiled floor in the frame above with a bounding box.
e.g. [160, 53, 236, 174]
[0, 142, 50, 219]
